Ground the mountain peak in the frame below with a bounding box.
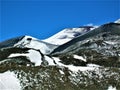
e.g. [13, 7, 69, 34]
[115, 19, 120, 24]
[43, 26, 96, 45]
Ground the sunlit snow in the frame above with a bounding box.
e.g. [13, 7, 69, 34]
[107, 86, 116, 90]
[73, 54, 86, 62]
[43, 27, 95, 45]
[14, 35, 57, 54]
[0, 71, 21, 90]
[53, 57, 97, 72]
[8, 49, 42, 66]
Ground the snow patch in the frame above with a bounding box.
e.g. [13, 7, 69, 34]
[0, 71, 21, 90]
[53, 57, 64, 66]
[66, 65, 95, 72]
[107, 86, 116, 90]
[59, 70, 64, 74]
[105, 41, 116, 45]
[8, 49, 42, 66]
[73, 54, 86, 62]
[44, 56, 55, 65]
[27, 50, 42, 66]
[9, 53, 27, 57]
[87, 64, 101, 67]
[53, 57, 96, 72]
[118, 54, 120, 56]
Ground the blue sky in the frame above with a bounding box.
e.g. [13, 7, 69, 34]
[0, 0, 119, 41]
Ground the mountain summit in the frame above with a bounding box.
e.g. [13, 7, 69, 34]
[43, 26, 95, 45]
[0, 19, 120, 90]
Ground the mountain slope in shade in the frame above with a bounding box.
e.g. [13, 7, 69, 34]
[51, 22, 120, 55]
[43, 26, 95, 45]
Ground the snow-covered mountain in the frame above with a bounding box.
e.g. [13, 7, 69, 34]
[115, 19, 120, 24]
[14, 35, 59, 54]
[0, 35, 58, 54]
[0, 19, 120, 90]
[0, 26, 96, 54]
[0, 26, 95, 54]
[43, 26, 95, 45]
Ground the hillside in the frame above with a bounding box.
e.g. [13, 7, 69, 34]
[0, 20, 120, 90]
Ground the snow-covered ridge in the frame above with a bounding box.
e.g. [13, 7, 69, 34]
[0, 71, 21, 90]
[43, 27, 95, 45]
[14, 35, 58, 54]
[115, 19, 120, 24]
